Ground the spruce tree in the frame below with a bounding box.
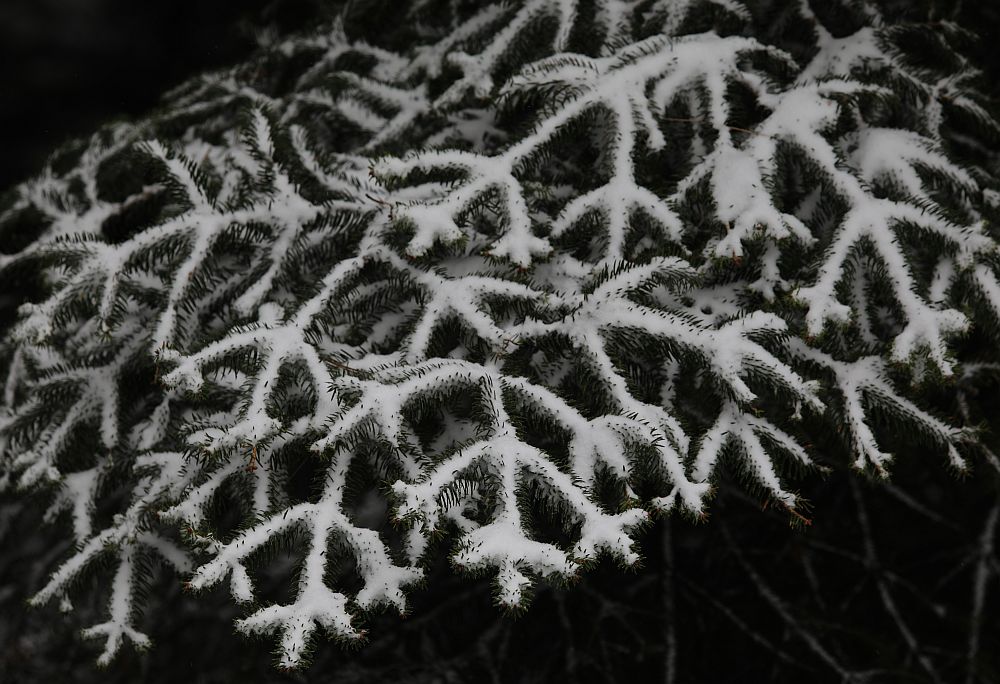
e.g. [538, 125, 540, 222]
[1, 0, 999, 679]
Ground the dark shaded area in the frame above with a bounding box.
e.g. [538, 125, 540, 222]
[4, 460, 999, 683]
[0, 0, 334, 189]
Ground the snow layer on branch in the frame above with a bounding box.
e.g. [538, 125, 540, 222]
[2, 0, 999, 668]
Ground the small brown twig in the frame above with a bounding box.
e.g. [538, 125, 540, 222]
[661, 116, 771, 139]
[365, 193, 397, 219]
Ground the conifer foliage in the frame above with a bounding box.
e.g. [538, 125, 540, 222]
[1, 0, 998, 671]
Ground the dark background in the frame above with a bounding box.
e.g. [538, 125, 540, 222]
[0, 0, 336, 190]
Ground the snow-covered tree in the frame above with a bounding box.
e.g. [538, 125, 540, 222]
[1, 0, 999, 677]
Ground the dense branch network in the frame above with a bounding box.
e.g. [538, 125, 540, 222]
[0, 0, 998, 670]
